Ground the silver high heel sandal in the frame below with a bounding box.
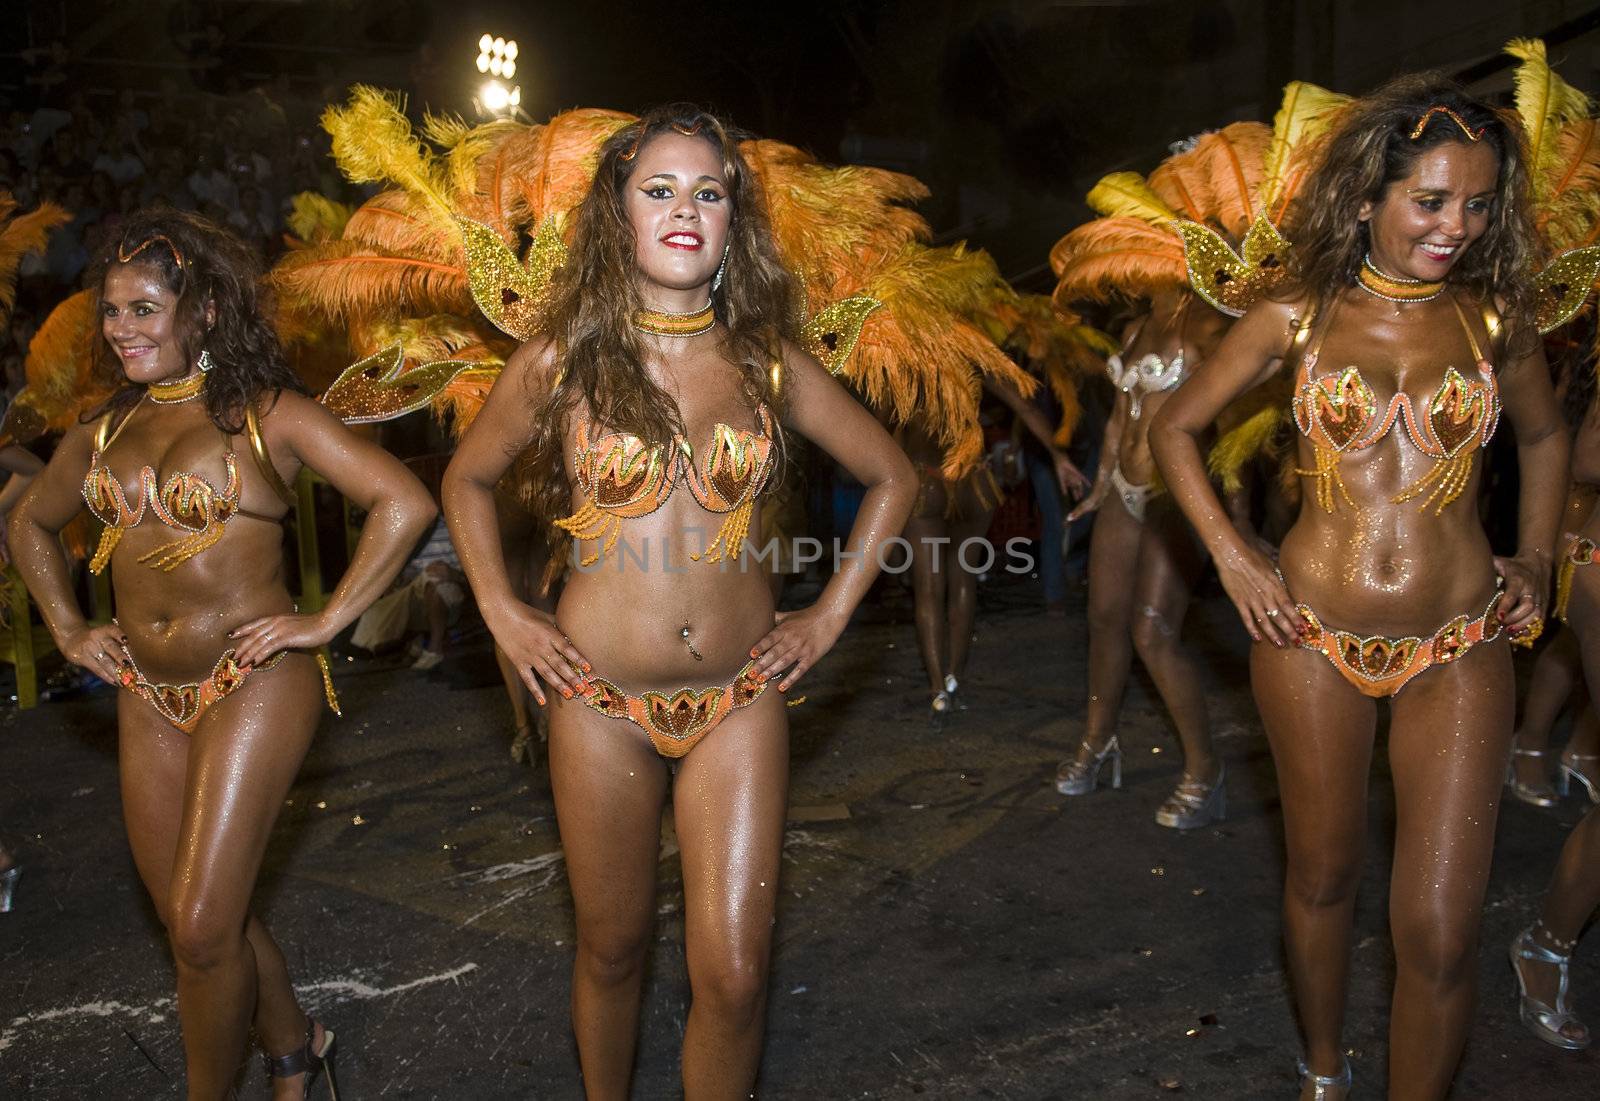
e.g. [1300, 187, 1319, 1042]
[1055, 736, 1122, 795]
[0, 866, 19, 914]
[1510, 923, 1591, 1050]
[1155, 765, 1226, 829]
[1557, 751, 1600, 804]
[262, 1016, 340, 1098]
[1296, 1057, 1351, 1100]
[1506, 746, 1559, 807]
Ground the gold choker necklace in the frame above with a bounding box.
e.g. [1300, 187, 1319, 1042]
[633, 302, 715, 337]
[1358, 255, 1445, 303]
[148, 372, 206, 403]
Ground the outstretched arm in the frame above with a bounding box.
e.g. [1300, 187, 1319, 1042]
[983, 373, 1088, 498]
[749, 344, 917, 691]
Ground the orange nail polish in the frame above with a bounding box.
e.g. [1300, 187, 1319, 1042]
[750, 647, 761, 658]
[561, 687, 573, 699]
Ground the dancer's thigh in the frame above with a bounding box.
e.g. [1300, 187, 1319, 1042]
[547, 700, 671, 950]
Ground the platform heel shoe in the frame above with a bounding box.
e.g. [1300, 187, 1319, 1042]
[1295, 1056, 1351, 1100]
[1556, 751, 1600, 803]
[0, 865, 19, 913]
[1510, 923, 1591, 1050]
[1054, 736, 1122, 795]
[1154, 765, 1226, 830]
[262, 1016, 340, 1098]
[1506, 746, 1559, 807]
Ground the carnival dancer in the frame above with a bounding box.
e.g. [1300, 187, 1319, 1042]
[442, 108, 916, 1098]
[903, 366, 1088, 718]
[1151, 78, 1566, 1099]
[1049, 126, 1264, 827]
[9, 209, 436, 1099]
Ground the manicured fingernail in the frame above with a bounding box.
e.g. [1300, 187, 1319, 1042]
[778, 684, 788, 692]
[561, 687, 572, 699]
[583, 662, 592, 673]
[750, 648, 760, 658]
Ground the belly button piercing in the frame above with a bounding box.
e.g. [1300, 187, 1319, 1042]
[681, 624, 703, 660]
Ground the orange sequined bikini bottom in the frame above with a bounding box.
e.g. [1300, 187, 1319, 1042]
[117, 645, 339, 733]
[1293, 587, 1507, 698]
[572, 659, 768, 758]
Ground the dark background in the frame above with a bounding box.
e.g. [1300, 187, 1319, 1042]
[5, 0, 1600, 284]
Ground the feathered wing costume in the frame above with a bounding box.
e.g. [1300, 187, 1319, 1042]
[280, 88, 1036, 485]
[0, 194, 73, 447]
[1049, 107, 1339, 494]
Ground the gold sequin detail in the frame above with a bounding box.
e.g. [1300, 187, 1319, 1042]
[802, 295, 882, 375]
[1533, 245, 1600, 335]
[457, 213, 563, 341]
[1176, 214, 1291, 317]
[319, 344, 477, 425]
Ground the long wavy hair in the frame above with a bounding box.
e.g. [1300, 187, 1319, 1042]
[88, 207, 305, 433]
[1285, 74, 1539, 351]
[517, 104, 800, 525]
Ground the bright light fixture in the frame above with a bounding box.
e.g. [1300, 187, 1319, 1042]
[481, 81, 510, 110]
[479, 34, 492, 51]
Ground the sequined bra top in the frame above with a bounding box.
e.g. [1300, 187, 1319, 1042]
[82, 400, 289, 573]
[1104, 299, 1191, 420]
[555, 404, 778, 565]
[1290, 294, 1501, 515]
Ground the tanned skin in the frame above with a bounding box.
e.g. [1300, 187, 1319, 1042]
[1150, 141, 1566, 1099]
[443, 132, 916, 1100]
[9, 260, 436, 1099]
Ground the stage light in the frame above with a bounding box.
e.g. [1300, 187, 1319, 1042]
[473, 33, 523, 118]
[481, 81, 510, 111]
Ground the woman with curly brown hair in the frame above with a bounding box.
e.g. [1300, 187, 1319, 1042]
[442, 107, 915, 1098]
[1151, 77, 1567, 1099]
[9, 208, 435, 1099]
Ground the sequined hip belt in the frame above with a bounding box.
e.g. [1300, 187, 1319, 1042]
[1556, 532, 1600, 623]
[117, 644, 339, 733]
[1292, 585, 1506, 698]
[571, 658, 768, 758]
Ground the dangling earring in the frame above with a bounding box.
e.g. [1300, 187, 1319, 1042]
[711, 245, 730, 293]
[197, 349, 214, 373]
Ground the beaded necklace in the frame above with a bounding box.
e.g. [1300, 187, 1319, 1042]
[148, 372, 206, 404]
[633, 302, 715, 337]
[1358, 254, 1445, 303]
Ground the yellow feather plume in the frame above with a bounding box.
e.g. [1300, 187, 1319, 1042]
[1508, 38, 1595, 205]
[1261, 81, 1350, 222]
[1206, 377, 1294, 493]
[0, 196, 70, 318]
[1541, 119, 1600, 250]
[321, 87, 457, 228]
[1086, 171, 1180, 225]
[284, 192, 353, 245]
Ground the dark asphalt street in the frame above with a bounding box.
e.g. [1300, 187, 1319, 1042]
[2, 576, 1595, 1098]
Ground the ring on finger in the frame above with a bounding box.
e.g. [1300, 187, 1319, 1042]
[1266, 608, 1280, 618]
